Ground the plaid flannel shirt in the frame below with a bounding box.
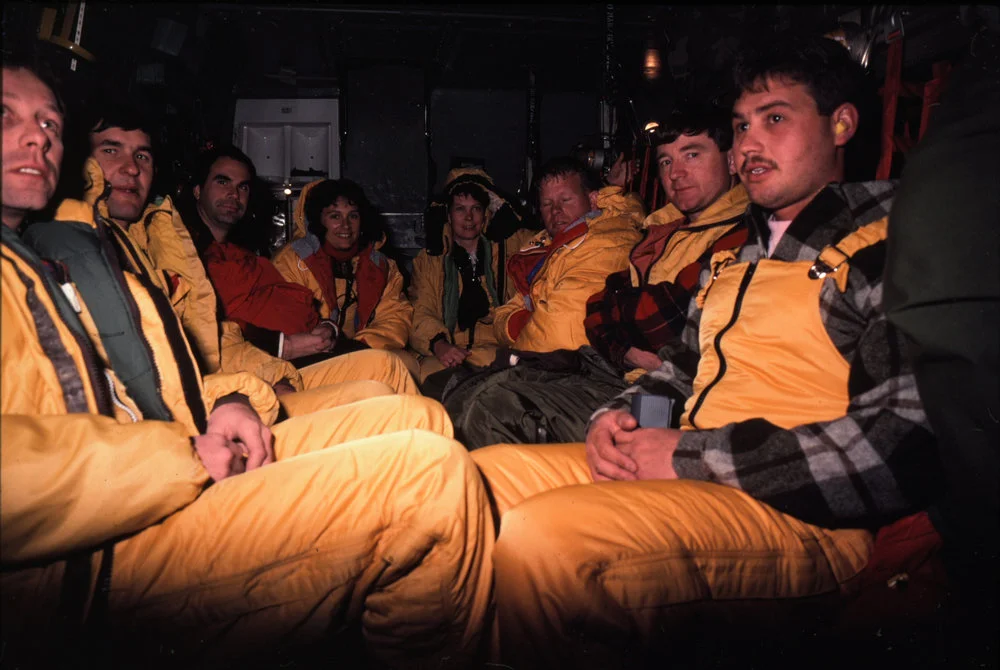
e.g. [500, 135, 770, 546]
[584, 222, 749, 370]
[595, 182, 940, 529]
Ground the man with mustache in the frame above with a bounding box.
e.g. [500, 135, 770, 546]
[85, 109, 423, 413]
[2, 54, 493, 669]
[472, 33, 942, 667]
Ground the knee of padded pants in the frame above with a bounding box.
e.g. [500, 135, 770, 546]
[403, 395, 455, 437]
[346, 379, 396, 399]
[494, 492, 578, 580]
[396, 428, 471, 482]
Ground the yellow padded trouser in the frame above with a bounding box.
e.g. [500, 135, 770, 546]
[472, 443, 873, 669]
[386, 347, 421, 380]
[297, 348, 419, 396]
[109, 429, 493, 669]
[275, 394, 455, 455]
[279, 379, 395, 417]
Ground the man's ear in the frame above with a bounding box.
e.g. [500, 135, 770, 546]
[588, 189, 600, 211]
[726, 150, 737, 176]
[193, 184, 201, 201]
[832, 103, 859, 147]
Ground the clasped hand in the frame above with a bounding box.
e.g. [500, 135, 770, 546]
[282, 323, 337, 360]
[433, 339, 470, 367]
[584, 409, 680, 482]
[193, 399, 274, 482]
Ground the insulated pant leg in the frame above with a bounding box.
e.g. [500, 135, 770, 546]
[274, 394, 454, 460]
[471, 443, 592, 521]
[279, 379, 394, 417]
[108, 429, 493, 669]
[473, 444, 872, 669]
[385, 347, 421, 380]
[298, 348, 419, 395]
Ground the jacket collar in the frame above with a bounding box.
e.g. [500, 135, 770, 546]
[645, 184, 750, 231]
[745, 181, 896, 262]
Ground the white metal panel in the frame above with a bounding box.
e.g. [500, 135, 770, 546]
[233, 99, 340, 183]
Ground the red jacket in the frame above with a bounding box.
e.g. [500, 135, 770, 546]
[204, 240, 319, 335]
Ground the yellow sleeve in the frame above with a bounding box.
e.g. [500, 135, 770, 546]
[218, 321, 303, 390]
[356, 260, 413, 350]
[492, 291, 526, 347]
[407, 251, 448, 355]
[272, 246, 327, 313]
[1, 414, 207, 565]
[202, 371, 281, 426]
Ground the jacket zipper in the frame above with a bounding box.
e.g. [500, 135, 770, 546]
[2, 246, 115, 417]
[94, 215, 171, 420]
[104, 370, 139, 422]
[687, 262, 757, 429]
[107, 217, 209, 431]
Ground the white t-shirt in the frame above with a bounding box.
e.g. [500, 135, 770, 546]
[767, 216, 793, 257]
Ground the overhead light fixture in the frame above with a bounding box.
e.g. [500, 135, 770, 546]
[644, 121, 660, 132]
[282, 181, 293, 196]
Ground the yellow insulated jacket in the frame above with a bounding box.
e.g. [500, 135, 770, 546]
[494, 186, 644, 352]
[409, 230, 534, 356]
[272, 179, 413, 350]
[1, 219, 210, 614]
[630, 184, 750, 287]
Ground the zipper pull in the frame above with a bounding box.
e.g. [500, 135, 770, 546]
[60, 282, 83, 313]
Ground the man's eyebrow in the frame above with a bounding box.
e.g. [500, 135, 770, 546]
[677, 141, 708, 153]
[97, 139, 124, 148]
[3, 91, 62, 117]
[753, 101, 794, 114]
[733, 100, 794, 120]
[137, 144, 154, 155]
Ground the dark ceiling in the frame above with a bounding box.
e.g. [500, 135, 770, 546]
[1, 3, 977, 195]
[6, 4, 880, 94]
[4, 4, 973, 102]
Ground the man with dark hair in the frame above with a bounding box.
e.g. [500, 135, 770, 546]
[408, 168, 533, 382]
[2, 57, 494, 670]
[585, 101, 750, 377]
[186, 145, 257, 247]
[492, 155, 643, 353]
[471, 33, 941, 668]
[89, 103, 157, 223]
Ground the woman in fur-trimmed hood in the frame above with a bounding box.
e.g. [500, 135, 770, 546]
[408, 168, 533, 382]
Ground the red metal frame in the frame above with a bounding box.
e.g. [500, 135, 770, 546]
[877, 32, 954, 180]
